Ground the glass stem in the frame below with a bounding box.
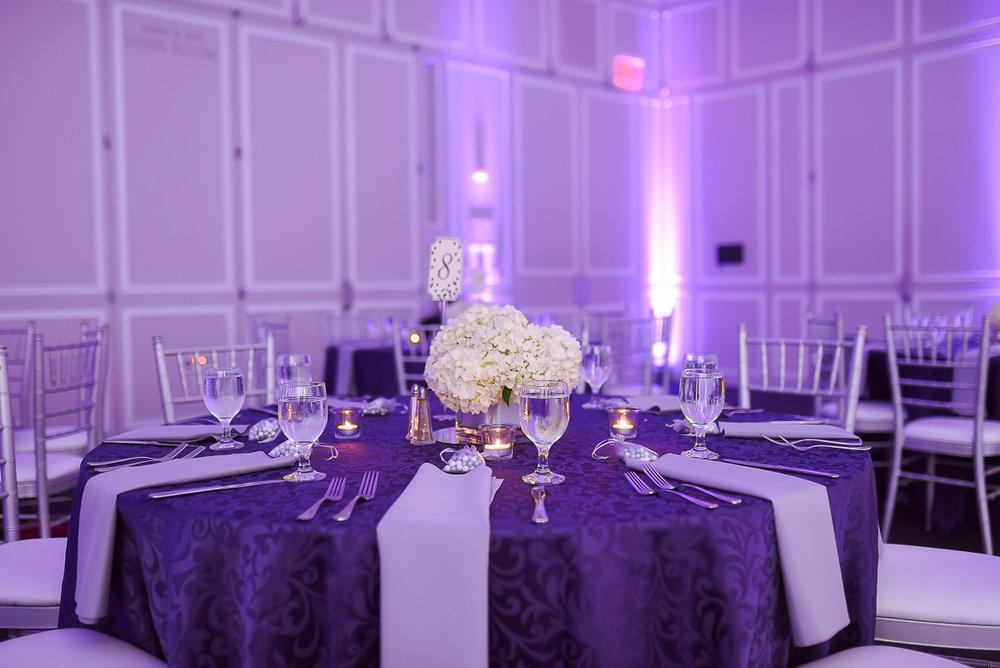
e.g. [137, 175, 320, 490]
[535, 445, 552, 476]
[694, 426, 707, 452]
[298, 442, 314, 474]
[221, 418, 233, 443]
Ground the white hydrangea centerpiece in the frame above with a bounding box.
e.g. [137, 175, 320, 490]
[424, 304, 582, 415]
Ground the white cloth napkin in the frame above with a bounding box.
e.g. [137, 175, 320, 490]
[328, 398, 368, 410]
[626, 394, 681, 412]
[75, 452, 294, 624]
[718, 421, 856, 440]
[376, 464, 501, 668]
[626, 454, 850, 647]
[106, 424, 248, 443]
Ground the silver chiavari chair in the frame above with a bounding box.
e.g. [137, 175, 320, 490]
[392, 322, 440, 396]
[805, 311, 844, 342]
[738, 324, 868, 433]
[79, 323, 111, 447]
[0, 345, 69, 632]
[881, 314, 1000, 554]
[152, 333, 276, 424]
[903, 305, 974, 328]
[0, 321, 35, 430]
[247, 313, 291, 355]
[319, 311, 396, 345]
[600, 312, 672, 396]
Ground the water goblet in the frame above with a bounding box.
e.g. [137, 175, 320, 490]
[277, 353, 312, 390]
[278, 381, 329, 482]
[679, 362, 725, 460]
[203, 367, 246, 451]
[519, 380, 571, 485]
[581, 345, 613, 409]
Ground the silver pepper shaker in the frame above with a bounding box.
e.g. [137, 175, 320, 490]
[407, 385, 435, 445]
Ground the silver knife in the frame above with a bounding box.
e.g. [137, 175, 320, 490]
[721, 458, 840, 479]
[149, 479, 286, 499]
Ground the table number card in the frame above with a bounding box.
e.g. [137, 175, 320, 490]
[427, 236, 463, 302]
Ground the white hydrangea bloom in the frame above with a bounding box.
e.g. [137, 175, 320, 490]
[425, 304, 582, 414]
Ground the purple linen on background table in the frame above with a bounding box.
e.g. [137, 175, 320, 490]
[58, 397, 878, 667]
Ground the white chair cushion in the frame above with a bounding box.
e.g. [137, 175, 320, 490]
[802, 646, 961, 667]
[823, 400, 896, 433]
[14, 451, 82, 496]
[14, 427, 89, 454]
[878, 543, 1000, 626]
[902, 416, 1000, 456]
[0, 537, 67, 606]
[0, 628, 166, 666]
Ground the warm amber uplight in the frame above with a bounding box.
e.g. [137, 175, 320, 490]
[408, 332, 422, 345]
[190, 355, 209, 366]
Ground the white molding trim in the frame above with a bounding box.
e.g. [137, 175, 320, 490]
[580, 88, 639, 279]
[913, 0, 1000, 44]
[769, 76, 808, 285]
[120, 303, 237, 426]
[694, 290, 767, 375]
[0, 306, 108, 323]
[912, 289, 1000, 315]
[911, 38, 1000, 283]
[662, 0, 726, 89]
[195, 0, 291, 19]
[770, 290, 809, 338]
[814, 289, 902, 328]
[0, 0, 107, 297]
[692, 85, 767, 286]
[301, 0, 380, 36]
[385, 0, 471, 51]
[237, 26, 341, 293]
[343, 45, 421, 291]
[512, 75, 580, 279]
[814, 0, 903, 64]
[551, 0, 605, 82]
[112, 3, 236, 295]
[814, 60, 903, 285]
[730, 0, 807, 79]
[474, 0, 548, 70]
[608, 2, 662, 90]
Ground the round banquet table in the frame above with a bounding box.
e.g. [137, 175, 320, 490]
[59, 396, 878, 667]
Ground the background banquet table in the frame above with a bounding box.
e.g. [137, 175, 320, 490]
[58, 397, 878, 667]
[322, 343, 397, 396]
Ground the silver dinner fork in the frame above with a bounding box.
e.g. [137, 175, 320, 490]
[335, 470, 379, 522]
[763, 435, 870, 452]
[297, 476, 347, 521]
[92, 443, 197, 473]
[89, 442, 189, 468]
[624, 471, 718, 509]
[640, 462, 742, 505]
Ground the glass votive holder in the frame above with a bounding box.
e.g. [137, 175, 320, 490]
[607, 407, 639, 440]
[334, 407, 361, 440]
[478, 424, 515, 461]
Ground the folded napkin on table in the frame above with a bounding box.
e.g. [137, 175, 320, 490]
[377, 464, 502, 668]
[327, 398, 368, 409]
[626, 454, 849, 647]
[626, 394, 681, 412]
[106, 423, 248, 443]
[75, 451, 294, 624]
[718, 421, 856, 440]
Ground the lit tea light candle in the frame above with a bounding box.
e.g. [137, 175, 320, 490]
[607, 407, 639, 440]
[478, 424, 515, 461]
[335, 408, 361, 440]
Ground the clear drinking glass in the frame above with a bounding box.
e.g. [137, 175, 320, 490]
[519, 380, 571, 485]
[581, 345, 613, 409]
[278, 381, 329, 482]
[679, 364, 725, 460]
[277, 353, 312, 390]
[203, 367, 246, 451]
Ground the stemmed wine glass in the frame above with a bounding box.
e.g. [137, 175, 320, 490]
[203, 367, 246, 451]
[581, 345, 613, 409]
[278, 381, 329, 482]
[519, 380, 571, 485]
[277, 353, 312, 390]
[679, 355, 725, 460]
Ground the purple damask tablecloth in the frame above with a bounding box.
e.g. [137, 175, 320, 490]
[59, 397, 878, 667]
